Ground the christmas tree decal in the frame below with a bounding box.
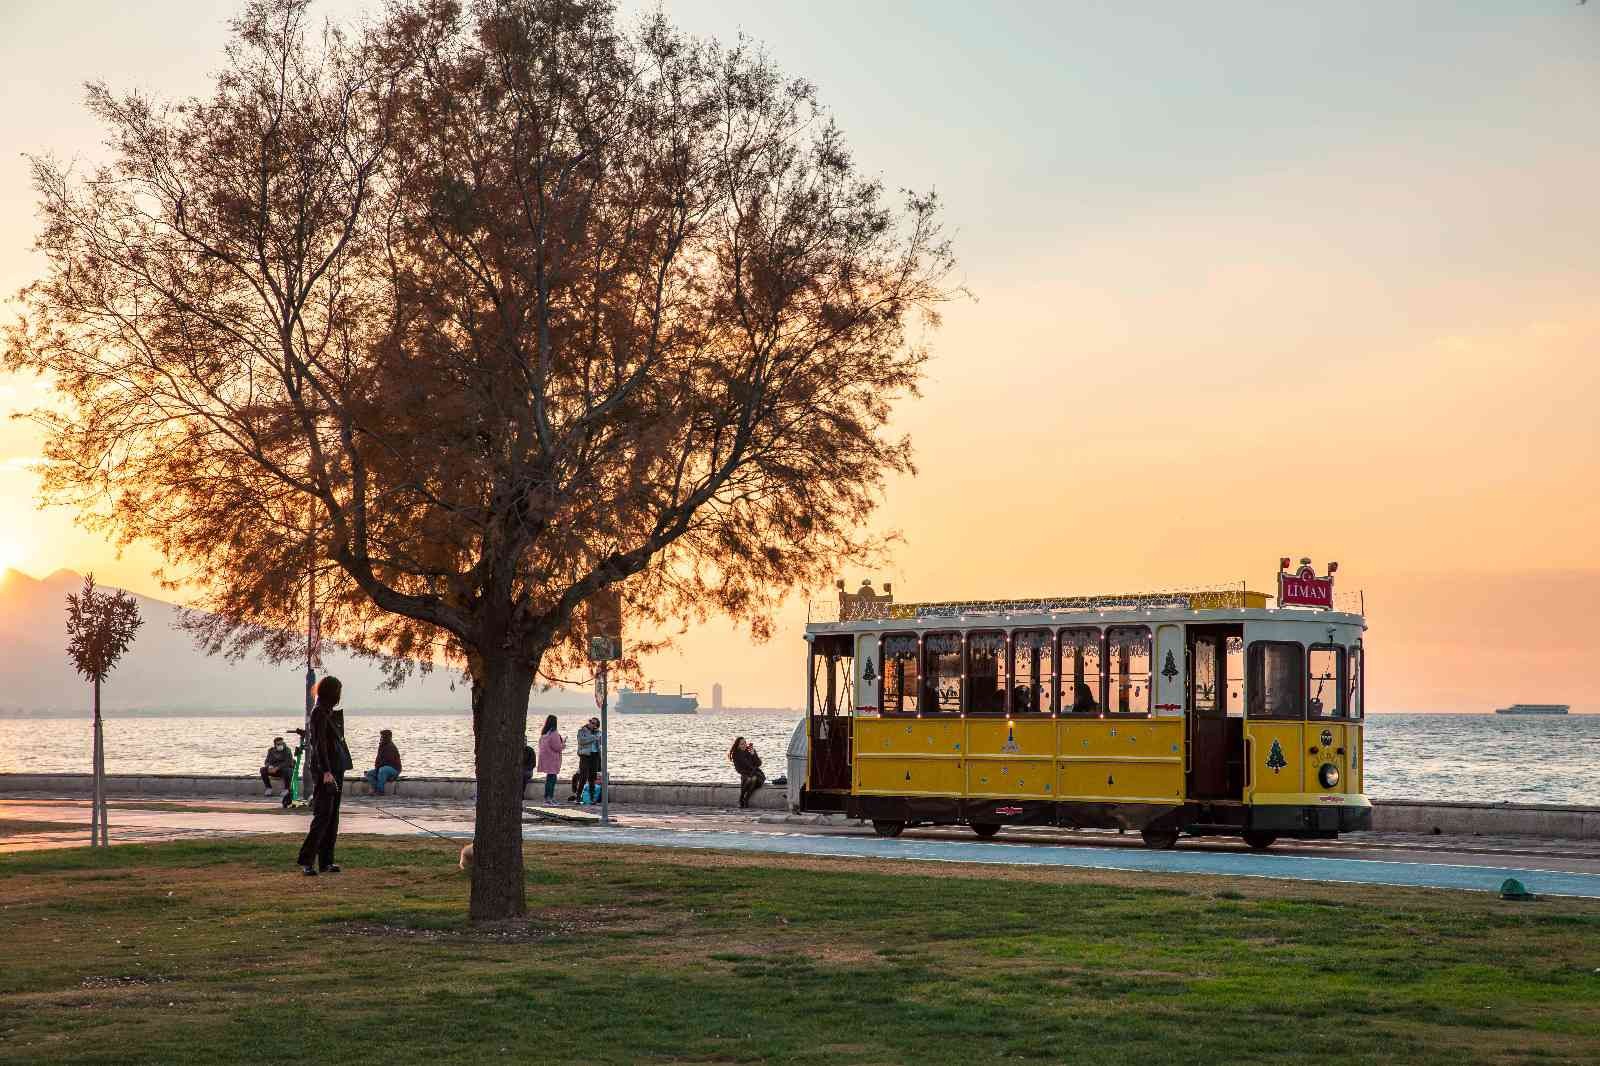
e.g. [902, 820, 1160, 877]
[1161, 649, 1179, 682]
[862, 655, 876, 683]
[1266, 738, 1287, 774]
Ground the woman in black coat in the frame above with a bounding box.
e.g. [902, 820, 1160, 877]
[297, 676, 352, 875]
[729, 737, 765, 809]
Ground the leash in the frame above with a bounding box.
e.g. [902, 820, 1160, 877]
[363, 797, 467, 846]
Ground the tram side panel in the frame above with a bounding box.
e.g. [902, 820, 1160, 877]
[852, 717, 965, 798]
[965, 719, 1054, 800]
[1347, 722, 1364, 795]
[1057, 718, 1185, 806]
[1243, 718, 1304, 804]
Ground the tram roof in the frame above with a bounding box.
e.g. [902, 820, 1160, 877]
[806, 589, 1365, 635]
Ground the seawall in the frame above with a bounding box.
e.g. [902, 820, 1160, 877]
[0, 772, 788, 811]
[2, 774, 1597, 838]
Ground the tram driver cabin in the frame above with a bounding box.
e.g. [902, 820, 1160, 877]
[800, 562, 1368, 849]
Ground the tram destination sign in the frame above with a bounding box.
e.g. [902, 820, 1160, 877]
[1277, 557, 1336, 610]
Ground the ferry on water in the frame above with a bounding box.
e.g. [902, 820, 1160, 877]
[799, 558, 1369, 849]
[617, 684, 699, 714]
[1494, 704, 1569, 716]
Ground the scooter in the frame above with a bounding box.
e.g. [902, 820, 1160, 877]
[284, 728, 308, 809]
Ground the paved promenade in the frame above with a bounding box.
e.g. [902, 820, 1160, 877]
[5, 793, 1600, 899]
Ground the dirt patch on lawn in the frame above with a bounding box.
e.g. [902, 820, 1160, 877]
[78, 974, 171, 989]
[333, 916, 605, 943]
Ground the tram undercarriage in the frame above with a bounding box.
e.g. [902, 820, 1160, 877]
[831, 794, 1373, 846]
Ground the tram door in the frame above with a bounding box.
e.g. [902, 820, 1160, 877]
[807, 635, 854, 794]
[1186, 625, 1244, 800]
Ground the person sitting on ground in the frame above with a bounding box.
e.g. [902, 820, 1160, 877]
[363, 728, 402, 795]
[260, 736, 294, 795]
[730, 737, 765, 809]
[537, 715, 565, 804]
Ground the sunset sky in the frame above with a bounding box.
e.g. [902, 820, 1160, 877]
[2, 2, 1596, 711]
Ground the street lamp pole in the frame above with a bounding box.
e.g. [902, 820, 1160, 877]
[598, 663, 610, 827]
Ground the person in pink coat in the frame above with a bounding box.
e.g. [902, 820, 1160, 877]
[536, 715, 566, 803]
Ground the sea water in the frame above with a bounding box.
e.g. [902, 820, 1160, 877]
[0, 711, 1595, 805]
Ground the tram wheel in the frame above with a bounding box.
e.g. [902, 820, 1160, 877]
[1140, 827, 1180, 850]
[971, 823, 1001, 839]
[1242, 831, 1278, 851]
[872, 819, 905, 838]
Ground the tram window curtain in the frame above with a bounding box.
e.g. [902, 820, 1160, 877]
[1061, 628, 1103, 713]
[922, 632, 963, 714]
[880, 634, 920, 714]
[1307, 645, 1345, 719]
[1247, 641, 1304, 720]
[1011, 629, 1054, 713]
[966, 631, 1007, 713]
[1191, 634, 1221, 715]
[1105, 626, 1152, 714]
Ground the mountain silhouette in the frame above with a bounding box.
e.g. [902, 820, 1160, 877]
[0, 568, 477, 715]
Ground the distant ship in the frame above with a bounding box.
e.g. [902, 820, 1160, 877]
[1494, 704, 1569, 716]
[617, 684, 698, 714]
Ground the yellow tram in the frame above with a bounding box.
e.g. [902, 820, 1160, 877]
[799, 560, 1369, 848]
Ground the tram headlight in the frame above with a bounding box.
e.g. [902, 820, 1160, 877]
[1318, 762, 1341, 789]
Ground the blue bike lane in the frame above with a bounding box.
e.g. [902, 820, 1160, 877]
[518, 823, 1600, 899]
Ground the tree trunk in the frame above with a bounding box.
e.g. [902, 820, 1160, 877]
[89, 703, 100, 847]
[469, 652, 535, 920]
[92, 678, 106, 847]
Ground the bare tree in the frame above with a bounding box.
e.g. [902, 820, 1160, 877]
[64, 574, 144, 846]
[7, 0, 954, 918]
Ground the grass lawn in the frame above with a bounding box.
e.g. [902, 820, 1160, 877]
[1, 835, 1597, 1065]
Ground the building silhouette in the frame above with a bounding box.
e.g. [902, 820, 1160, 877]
[711, 682, 723, 712]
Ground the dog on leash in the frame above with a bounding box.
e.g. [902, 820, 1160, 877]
[458, 843, 474, 874]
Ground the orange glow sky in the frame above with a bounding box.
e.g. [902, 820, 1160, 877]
[2, 2, 1597, 711]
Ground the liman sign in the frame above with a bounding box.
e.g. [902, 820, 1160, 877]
[1277, 557, 1336, 610]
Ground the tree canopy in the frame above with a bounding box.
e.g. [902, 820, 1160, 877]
[6, 0, 955, 918]
[65, 574, 144, 686]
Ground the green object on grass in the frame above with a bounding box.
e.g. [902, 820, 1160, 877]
[1500, 877, 1534, 901]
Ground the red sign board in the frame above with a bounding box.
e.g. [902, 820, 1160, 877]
[1278, 564, 1334, 609]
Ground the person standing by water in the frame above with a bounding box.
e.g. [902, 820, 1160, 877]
[570, 717, 600, 802]
[536, 715, 565, 804]
[730, 737, 765, 809]
[363, 728, 402, 795]
[259, 736, 294, 795]
[297, 676, 352, 876]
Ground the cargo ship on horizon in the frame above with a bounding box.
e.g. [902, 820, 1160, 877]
[617, 684, 699, 714]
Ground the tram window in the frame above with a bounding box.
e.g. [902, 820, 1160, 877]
[811, 638, 854, 716]
[1106, 626, 1152, 714]
[1061, 628, 1103, 713]
[1011, 629, 1054, 713]
[1247, 642, 1304, 720]
[1191, 635, 1220, 715]
[923, 631, 963, 714]
[1348, 643, 1364, 720]
[967, 631, 1007, 713]
[1308, 645, 1345, 719]
[880, 634, 920, 714]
